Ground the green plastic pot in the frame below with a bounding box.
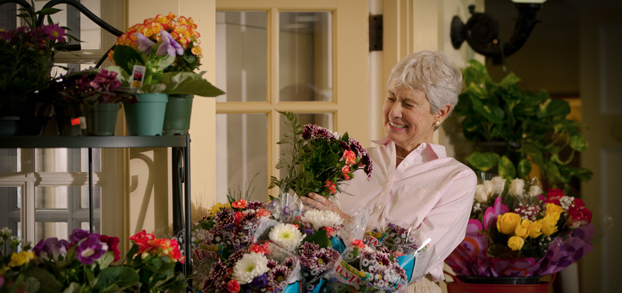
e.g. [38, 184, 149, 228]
[82, 103, 120, 136]
[124, 93, 168, 136]
[163, 94, 194, 136]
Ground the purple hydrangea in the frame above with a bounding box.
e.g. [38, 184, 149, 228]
[248, 273, 269, 288]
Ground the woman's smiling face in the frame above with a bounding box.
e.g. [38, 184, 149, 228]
[382, 80, 440, 151]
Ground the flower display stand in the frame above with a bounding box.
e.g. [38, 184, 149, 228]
[445, 272, 555, 293]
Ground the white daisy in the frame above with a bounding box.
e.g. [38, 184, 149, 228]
[232, 252, 270, 284]
[268, 223, 303, 251]
[302, 210, 344, 229]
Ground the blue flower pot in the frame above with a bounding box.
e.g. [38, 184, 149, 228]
[124, 93, 168, 136]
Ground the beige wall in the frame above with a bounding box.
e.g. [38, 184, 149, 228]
[125, 0, 217, 238]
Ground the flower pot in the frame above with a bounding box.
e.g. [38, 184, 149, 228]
[123, 93, 168, 136]
[82, 103, 120, 136]
[162, 94, 193, 136]
[0, 116, 49, 136]
[55, 103, 85, 136]
[446, 272, 555, 293]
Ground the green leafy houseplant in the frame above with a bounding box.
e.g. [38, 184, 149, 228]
[454, 59, 592, 191]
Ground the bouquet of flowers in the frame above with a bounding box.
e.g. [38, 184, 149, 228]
[445, 176, 594, 277]
[270, 112, 373, 198]
[0, 227, 139, 293]
[109, 13, 224, 97]
[322, 239, 408, 293]
[59, 68, 137, 106]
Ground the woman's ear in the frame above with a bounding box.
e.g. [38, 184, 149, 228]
[435, 103, 452, 123]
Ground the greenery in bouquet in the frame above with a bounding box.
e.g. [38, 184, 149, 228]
[0, 1, 75, 109]
[125, 230, 187, 293]
[322, 239, 407, 293]
[202, 243, 298, 293]
[445, 176, 594, 277]
[109, 13, 224, 97]
[453, 59, 592, 191]
[0, 227, 139, 293]
[270, 112, 373, 199]
[59, 68, 138, 106]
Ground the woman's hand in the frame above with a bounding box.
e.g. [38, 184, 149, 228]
[300, 193, 351, 222]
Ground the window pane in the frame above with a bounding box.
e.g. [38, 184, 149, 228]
[34, 0, 102, 50]
[0, 149, 20, 172]
[36, 148, 101, 172]
[35, 222, 68, 241]
[279, 12, 333, 102]
[80, 221, 101, 234]
[216, 113, 268, 203]
[0, 187, 22, 238]
[35, 185, 101, 209]
[216, 11, 267, 102]
[279, 113, 333, 179]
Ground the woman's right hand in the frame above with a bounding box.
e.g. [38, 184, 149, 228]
[299, 193, 351, 222]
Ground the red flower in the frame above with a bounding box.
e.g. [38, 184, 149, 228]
[227, 279, 241, 293]
[256, 209, 271, 218]
[231, 199, 247, 209]
[351, 239, 365, 249]
[128, 230, 156, 253]
[324, 180, 336, 194]
[249, 243, 270, 254]
[568, 198, 592, 229]
[323, 226, 335, 238]
[99, 235, 121, 262]
[341, 165, 351, 180]
[342, 150, 356, 166]
[234, 211, 245, 223]
[545, 189, 564, 205]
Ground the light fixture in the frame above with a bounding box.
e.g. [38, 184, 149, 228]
[451, 0, 546, 64]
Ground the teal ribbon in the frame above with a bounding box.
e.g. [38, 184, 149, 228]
[398, 254, 415, 282]
[283, 281, 301, 293]
[331, 236, 346, 254]
[311, 279, 325, 293]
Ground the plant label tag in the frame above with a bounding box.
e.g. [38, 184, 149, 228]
[79, 116, 87, 130]
[131, 65, 146, 88]
[71, 118, 81, 126]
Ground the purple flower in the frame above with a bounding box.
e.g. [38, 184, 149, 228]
[248, 273, 269, 288]
[267, 265, 292, 290]
[75, 234, 108, 264]
[0, 275, 4, 288]
[135, 32, 155, 54]
[33, 237, 70, 261]
[155, 30, 183, 57]
[69, 228, 92, 244]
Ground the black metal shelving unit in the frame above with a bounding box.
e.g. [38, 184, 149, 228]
[0, 136, 193, 284]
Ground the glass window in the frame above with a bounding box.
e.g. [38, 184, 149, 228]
[216, 11, 268, 102]
[0, 187, 22, 238]
[34, 0, 102, 50]
[216, 113, 268, 202]
[35, 222, 68, 240]
[279, 12, 333, 102]
[0, 149, 20, 172]
[36, 148, 101, 172]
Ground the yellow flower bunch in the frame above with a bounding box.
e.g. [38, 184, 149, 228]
[8, 251, 36, 268]
[207, 202, 232, 217]
[496, 203, 563, 251]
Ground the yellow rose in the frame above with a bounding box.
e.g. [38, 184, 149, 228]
[545, 203, 564, 223]
[514, 219, 531, 239]
[539, 216, 559, 236]
[496, 213, 522, 234]
[529, 221, 543, 238]
[508, 236, 525, 251]
[8, 251, 36, 268]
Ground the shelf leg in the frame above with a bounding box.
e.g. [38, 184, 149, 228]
[88, 147, 94, 233]
[185, 135, 192, 290]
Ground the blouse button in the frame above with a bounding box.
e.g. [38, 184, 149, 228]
[403, 162, 409, 167]
[386, 182, 391, 188]
[376, 205, 383, 210]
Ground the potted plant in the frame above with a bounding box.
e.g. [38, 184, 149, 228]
[109, 13, 224, 136]
[59, 68, 137, 136]
[445, 175, 594, 292]
[0, 1, 72, 136]
[453, 60, 592, 191]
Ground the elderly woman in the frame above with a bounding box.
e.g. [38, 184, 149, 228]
[301, 51, 476, 293]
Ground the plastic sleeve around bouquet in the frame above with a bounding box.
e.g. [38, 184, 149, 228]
[268, 192, 306, 224]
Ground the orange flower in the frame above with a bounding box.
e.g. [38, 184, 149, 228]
[342, 150, 356, 165]
[324, 180, 336, 194]
[256, 209, 271, 218]
[351, 239, 365, 249]
[341, 165, 351, 180]
[231, 199, 247, 209]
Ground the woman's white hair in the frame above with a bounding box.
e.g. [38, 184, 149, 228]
[387, 50, 463, 116]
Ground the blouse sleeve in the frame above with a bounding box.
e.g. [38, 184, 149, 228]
[413, 169, 477, 281]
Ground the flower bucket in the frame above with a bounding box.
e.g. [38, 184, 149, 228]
[124, 93, 168, 136]
[162, 94, 193, 136]
[445, 272, 555, 293]
[82, 103, 120, 136]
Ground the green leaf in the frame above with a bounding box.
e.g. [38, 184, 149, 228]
[522, 144, 544, 167]
[22, 266, 63, 293]
[574, 167, 593, 182]
[569, 131, 588, 151]
[302, 229, 333, 249]
[112, 45, 144, 75]
[139, 83, 166, 93]
[23, 277, 40, 293]
[544, 162, 562, 183]
[97, 251, 115, 269]
[36, 8, 62, 15]
[468, 92, 505, 124]
[160, 72, 225, 97]
[498, 156, 517, 179]
[467, 152, 500, 172]
[95, 266, 140, 292]
[498, 72, 520, 87]
[63, 283, 82, 293]
[125, 244, 140, 263]
[517, 158, 532, 179]
[538, 98, 571, 118]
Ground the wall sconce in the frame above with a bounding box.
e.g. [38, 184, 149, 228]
[451, 0, 546, 64]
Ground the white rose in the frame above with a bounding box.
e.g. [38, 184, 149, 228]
[508, 179, 525, 197]
[529, 185, 543, 197]
[491, 176, 506, 195]
[474, 184, 488, 203]
[483, 181, 494, 197]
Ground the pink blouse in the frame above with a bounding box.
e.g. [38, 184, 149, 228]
[333, 138, 477, 281]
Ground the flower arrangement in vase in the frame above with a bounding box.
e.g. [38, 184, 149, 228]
[445, 176, 594, 288]
[109, 13, 224, 136]
[270, 112, 373, 199]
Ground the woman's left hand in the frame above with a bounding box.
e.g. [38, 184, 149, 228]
[300, 193, 351, 221]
